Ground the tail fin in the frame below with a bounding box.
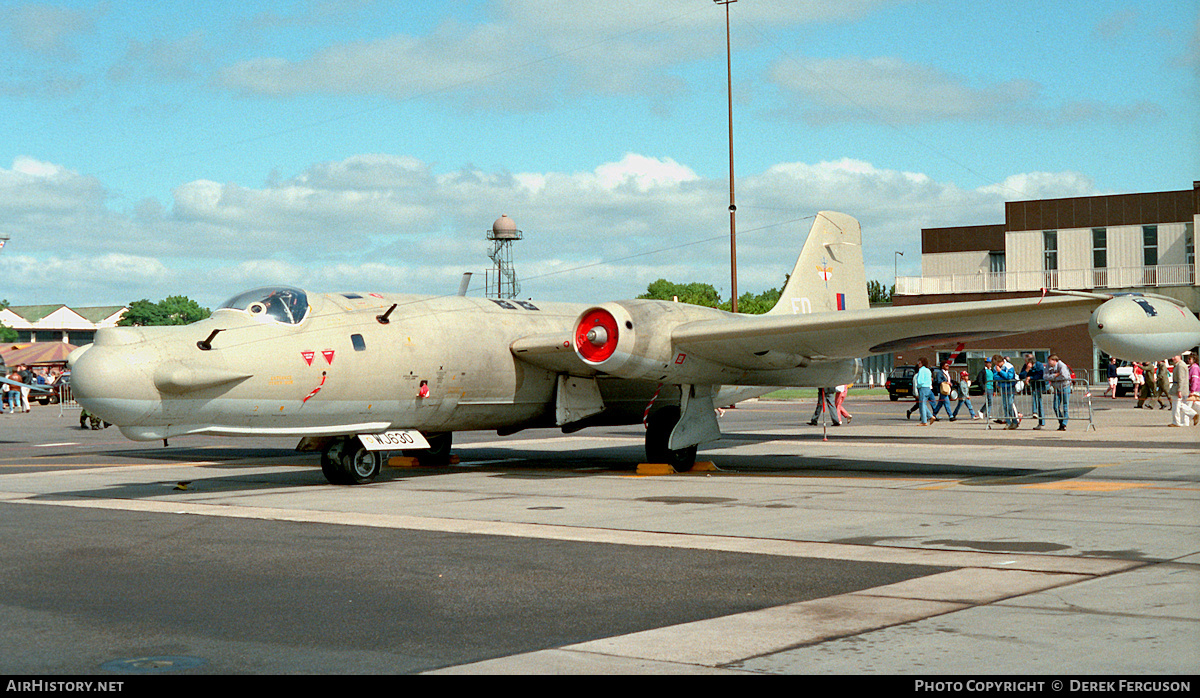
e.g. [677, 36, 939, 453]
[767, 211, 868, 316]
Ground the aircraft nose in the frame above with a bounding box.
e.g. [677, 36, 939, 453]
[69, 330, 158, 425]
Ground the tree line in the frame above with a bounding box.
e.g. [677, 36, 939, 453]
[638, 278, 893, 312]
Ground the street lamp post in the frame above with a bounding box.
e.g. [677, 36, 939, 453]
[715, 0, 738, 313]
[894, 251, 904, 294]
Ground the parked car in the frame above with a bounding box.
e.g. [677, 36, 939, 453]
[1114, 361, 1135, 397]
[29, 375, 68, 405]
[886, 365, 916, 401]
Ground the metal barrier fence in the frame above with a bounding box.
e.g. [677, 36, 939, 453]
[916, 378, 1095, 431]
[976, 378, 1094, 431]
[57, 384, 81, 418]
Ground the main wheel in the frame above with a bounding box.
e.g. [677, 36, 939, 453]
[645, 406, 697, 472]
[402, 432, 453, 465]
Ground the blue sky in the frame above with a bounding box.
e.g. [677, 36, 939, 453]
[1, 0, 1197, 308]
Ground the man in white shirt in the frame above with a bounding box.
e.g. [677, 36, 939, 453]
[1170, 355, 1197, 427]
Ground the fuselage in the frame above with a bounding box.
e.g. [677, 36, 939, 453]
[70, 287, 776, 441]
[71, 289, 565, 439]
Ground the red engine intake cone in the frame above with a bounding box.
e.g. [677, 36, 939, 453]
[576, 308, 619, 363]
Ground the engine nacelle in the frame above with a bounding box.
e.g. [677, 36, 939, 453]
[572, 300, 720, 381]
[1090, 295, 1200, 362]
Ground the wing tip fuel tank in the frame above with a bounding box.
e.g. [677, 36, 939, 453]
[1089, 295, 1200, 362]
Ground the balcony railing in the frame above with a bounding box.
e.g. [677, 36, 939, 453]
[896, 264, 1197, 296]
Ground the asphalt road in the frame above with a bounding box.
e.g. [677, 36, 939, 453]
[0, 394, 1196, 675]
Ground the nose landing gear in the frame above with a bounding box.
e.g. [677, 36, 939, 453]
[320, 436, 382, 485]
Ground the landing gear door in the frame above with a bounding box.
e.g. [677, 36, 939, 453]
[555, 375, 605, 426]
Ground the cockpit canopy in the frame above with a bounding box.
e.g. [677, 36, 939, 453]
[218, 286, 308, 325]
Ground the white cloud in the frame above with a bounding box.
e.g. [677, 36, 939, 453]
[592, 153, 699, 192]
[0, 152, 1100, 308]
[2, 3, 92, 59]
[107, 32, 211, 83]
[767, 55, 1163, 126]
[213, 0, 916, 107]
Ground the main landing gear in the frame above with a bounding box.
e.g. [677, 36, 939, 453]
[644, 406, 697, 472]
[403, 432, 453, 466]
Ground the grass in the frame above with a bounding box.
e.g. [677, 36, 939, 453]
[759, 387, 890, 400]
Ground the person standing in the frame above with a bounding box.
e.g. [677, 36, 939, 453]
[1188, 352, 1200, 426]
[930, 361, 953, 422]
[978, 359, 995, 420]
[808, 387, 841, 427]
[14, 365, 32, 413]
[1152, 362, 1171, 410]
[1136, 362, 1152, 409]
[1103, 357, 1119, 399]
[1020, 355, 1045, 428]
[1169, 355, 1197, 427]
[914, 358, 934, 426]
[1045, 354, 1072, 431]
[834, 384, 853, 423]
[950, 370, 979, 421]
[1131, 362, 1145, 403]
[994, 355, 1019, 429]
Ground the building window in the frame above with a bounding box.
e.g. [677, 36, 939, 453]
[1186, 223, 1195, 267]
[987, 251, 1005, 291]
[1092, 228, 1107, 288]
[1187, 223, 1195, 285]
[1043, 231, 1058, 270]
[1042, 230, 1058, 288]
[1091, 228, 1107, 268]
[1142, 225, 1158, 286]
[1142, 225, 1158, 266]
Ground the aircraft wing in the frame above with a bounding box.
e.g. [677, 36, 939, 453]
[512, 294, 1104, 378]
[0, 376, 54, 393]
[670, 294, 1103, 368]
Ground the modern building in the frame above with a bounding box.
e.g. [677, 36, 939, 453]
[0, 305, 127, 345]
[895, 182, 1199, 378]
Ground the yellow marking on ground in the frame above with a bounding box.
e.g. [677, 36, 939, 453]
[1023, 481, 1148, 492]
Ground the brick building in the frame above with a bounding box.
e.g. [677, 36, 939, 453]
[894, 182, 1199, 379]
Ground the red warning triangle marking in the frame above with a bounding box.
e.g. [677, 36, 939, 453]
[301, 351, 314, 366]
[322, 349, 335, 365]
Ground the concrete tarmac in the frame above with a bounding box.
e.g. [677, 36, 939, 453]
[0, 392, 1196, 675]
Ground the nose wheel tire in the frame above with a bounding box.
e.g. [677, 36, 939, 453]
[321, 437, 382, 485]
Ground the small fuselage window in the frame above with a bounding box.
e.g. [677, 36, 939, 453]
[219, 287, 309, 325]
[351, 334, 366, 351]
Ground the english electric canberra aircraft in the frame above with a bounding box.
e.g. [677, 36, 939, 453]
[69, 212, 1200, 484]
